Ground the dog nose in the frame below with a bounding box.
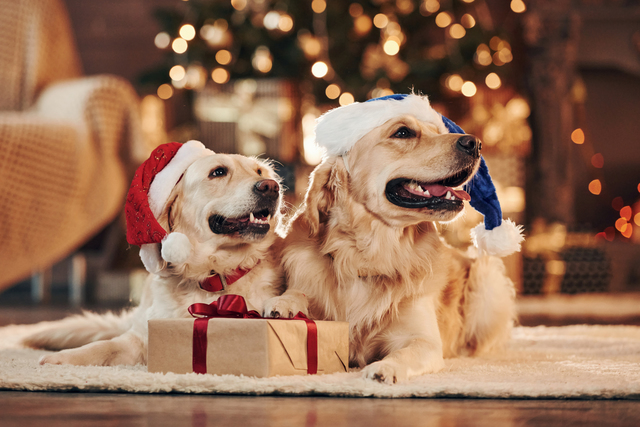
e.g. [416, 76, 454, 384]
[254, 179, 280, 198]
[456, 135, 481, 157]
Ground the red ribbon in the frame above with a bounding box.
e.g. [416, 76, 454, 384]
[188, 294, 318, 375]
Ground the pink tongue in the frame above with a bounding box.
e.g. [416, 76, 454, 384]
[422, 184, 471, 201]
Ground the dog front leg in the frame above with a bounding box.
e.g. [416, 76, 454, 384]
[39, 330, 146, 367]
[361, 295, 445, 384]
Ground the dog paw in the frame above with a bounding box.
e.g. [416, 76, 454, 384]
[39, 350, 79, 366]
[361, 360, 407, 384]
[263, 294, 308, 319]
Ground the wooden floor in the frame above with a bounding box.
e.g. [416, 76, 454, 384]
[1, 392, 639, 427]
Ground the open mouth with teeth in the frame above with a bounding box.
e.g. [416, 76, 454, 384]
[208, 208, 273, 237]
[385, 167, 474, 210]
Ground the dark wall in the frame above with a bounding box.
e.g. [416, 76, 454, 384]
[64, 0, 176, 86]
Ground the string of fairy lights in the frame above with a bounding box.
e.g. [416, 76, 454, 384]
[571, 127, 640, 241]
[150, 0, 527, 104]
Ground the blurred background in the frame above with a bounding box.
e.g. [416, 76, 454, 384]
[1, 0, 639, 326]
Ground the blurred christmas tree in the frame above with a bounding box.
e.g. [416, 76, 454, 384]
[142, 0, 524, 107]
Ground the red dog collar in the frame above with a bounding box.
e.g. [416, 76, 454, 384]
[199, 261, 259, 292]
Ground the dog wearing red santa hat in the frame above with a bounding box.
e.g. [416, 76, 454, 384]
[23, 141, 285, 366]
[264, 94, 524, 383]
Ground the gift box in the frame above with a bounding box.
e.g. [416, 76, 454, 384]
[147, 295, 349, 377]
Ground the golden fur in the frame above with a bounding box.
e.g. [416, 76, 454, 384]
[24, 154, 285, 366]
[265, 115, 516, 383]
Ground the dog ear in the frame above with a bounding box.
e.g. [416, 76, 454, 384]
[302, 156, 348, 236]
[157, 182, 182, 233]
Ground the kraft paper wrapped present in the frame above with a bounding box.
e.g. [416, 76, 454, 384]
[147, 295, 349, 377]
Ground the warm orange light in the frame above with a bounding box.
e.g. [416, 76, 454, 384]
[354, 15, 372, 35]
[216, 50, 232, 65]
[461, 14, 476, 28]
[571, 128, 585, 144]
[349, 3, 363, 17]
[615, 217, 628, 232]
[449, 24, 466, 39]
[231, 0, 247, 10]
[373, 14, 389, 28]
[588, 179, 601, 195]
[211, 68, 230, 84]
[311, 0, 326, 14]
[635, 212, 640, 227]
[485, 73, 501, 89]
[510, 0, 526, 13]
[325, 84, 341, 99]
[591, 153, 604, 168]
[622, 225, 633, 238]
[435, 12, 452, 28]
[157, 84, 173, 100]
[339, 92, 355, 106]
[620, 206, 633, 221]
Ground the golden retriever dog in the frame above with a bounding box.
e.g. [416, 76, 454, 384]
[24, 146, 284, 367]
[264, 94, 521, 383]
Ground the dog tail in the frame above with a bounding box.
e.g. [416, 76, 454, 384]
[462, 255, 517, 355]
[21, 309, 136, 351]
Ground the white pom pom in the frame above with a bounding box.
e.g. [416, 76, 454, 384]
[471, 219, 524, 257]
[139, 243, 165, 275]
[161, 232, 193, 264]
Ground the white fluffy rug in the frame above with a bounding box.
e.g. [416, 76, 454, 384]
[1, 322, 640, 399]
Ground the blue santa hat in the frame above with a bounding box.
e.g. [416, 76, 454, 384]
[314, 93, 524, 257]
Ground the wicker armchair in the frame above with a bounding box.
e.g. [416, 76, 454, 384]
[0, 0, 148, 293]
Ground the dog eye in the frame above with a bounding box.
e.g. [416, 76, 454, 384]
[392, 126, 416, 139]
[208, 167, 228, 178]
[257, 169, 262, 176]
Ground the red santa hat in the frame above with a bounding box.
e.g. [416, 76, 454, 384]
[125, 140, 214, 274]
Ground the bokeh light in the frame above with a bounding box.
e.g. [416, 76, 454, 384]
[485, 72, 501, 89]
[179, 24, 196, 41]
[172, 38, 188, 54]
[154, 32, 171, 49]
[461, 81, 477, 97]
[373, 14, 389, 28]
[157, 84, 173, 100]
[216, 50, 232, 65]
[511, 0, 527, 13]
[339, 92, 355, 105]
[311, 61, 329, 78]
[571, 128, 585, 144]
[435, 12, 452, 28]
[383, 39, 400, 55]
[449, 24, 466, 39]
[325, 84, 341, 99]
[211, 67, 230, 84]
[591, 153, 604, 168]
[588, 179, 602, 195]
[169, 65, 186, 81]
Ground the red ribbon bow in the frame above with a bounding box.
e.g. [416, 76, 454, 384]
[188, 294, 318, 375]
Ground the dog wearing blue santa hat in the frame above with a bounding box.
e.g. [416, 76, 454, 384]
[264, 93, 524, 383]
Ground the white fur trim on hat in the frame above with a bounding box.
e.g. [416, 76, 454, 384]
[315, 94, 447, 156]
[161, 232, 193, 265]
[471, 219, 524, 257]
[148, 140, 213, 217]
